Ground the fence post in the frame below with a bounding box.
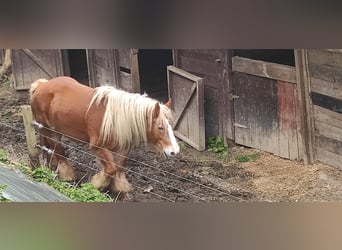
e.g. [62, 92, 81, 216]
[21, 105, 40, 169]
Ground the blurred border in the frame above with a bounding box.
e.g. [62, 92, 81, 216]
[1, 0, 341, 48]
[1, 203, 342, 250]
[1, 1, 342, 250]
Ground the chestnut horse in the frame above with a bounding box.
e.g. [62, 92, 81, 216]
[30, 76, 179, 195]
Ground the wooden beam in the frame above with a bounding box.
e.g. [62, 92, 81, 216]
[294, 49, 315, 164]
[21, 105, 40, 169]
[232, 56, 297, 83]
[130, 49, 140, 93]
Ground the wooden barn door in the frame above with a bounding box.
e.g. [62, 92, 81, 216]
[232, 56, 300, 160]
[86, 49, 120, 88]
[86, 49, 140, 93]
[173, 49, 233, 142]
[167, 66, 205, 151]
[11, 49, 64, 90]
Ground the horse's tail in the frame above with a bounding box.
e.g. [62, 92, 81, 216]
[29, 78, 49, 98]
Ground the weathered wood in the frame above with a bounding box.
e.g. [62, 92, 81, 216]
[0, 49, 4, 64]
[314, 120, 342, 142]
[233, 72, 280, 155]
[308, 49, 342, 83]
[130, 49, 140, 93]
[232, 56, 297, 83]
[278, 81, 299, 160]
[173, 49, 230, 141]
[315, 135, 342, 156]
[119, 71, 132, 92]
[311, 92, 342, 114]
[11, 49, 64, 90]
[118, 49, 131, 69]
[313, 105, 342, 128]
[86, 49, 120, 88]
[217, 50, 234, 141]
[21, 105, 40, 169]
[308, 49, 342, 67]
[294, 49, 314, 164]
[0, 49, 11, 75]
[167, 66, 205, 151]
[315, 147, 342, 169]
[311, 77, 342, 100]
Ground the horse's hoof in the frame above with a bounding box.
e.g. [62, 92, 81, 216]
[90, 170, 111, 191]
[56, 161, 76, 181]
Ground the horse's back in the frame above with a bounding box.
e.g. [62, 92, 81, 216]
[30, 76, 96, 141]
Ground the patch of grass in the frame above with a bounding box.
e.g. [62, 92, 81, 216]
[0, 184, 11, 202]
[207, 136, 230, 160]
[0, 149, 10, 164]
[236, 153, 260, 163]
[31, 166, 113, 202]
[0, 148, 113, 202]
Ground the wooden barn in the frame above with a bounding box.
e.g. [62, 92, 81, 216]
[7, 49, 342, 168]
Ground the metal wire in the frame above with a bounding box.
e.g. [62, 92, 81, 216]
[0, 121, 247, 201]
[30, 121, 247, 201]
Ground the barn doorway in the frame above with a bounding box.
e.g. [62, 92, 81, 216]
[138, 49, 173, 103]
[62, 49, 89, 84]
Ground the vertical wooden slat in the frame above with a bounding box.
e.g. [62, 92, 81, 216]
[294, 49, 314, 164]
[130, 49, 140, 93]
[278, 81, 299, 160]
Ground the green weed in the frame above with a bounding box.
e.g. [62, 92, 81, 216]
[0, 149, 9, 164]
[207, 136, 230, 160]
[0, 184, 11, 202]
[31, 166, 113, 202]
[236, 153, 260, 163]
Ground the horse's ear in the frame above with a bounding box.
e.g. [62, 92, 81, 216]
[165, 98, 171, 108]
[152, 102, 160, 118]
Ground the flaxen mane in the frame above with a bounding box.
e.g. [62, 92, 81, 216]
[88, 86, 172, 151]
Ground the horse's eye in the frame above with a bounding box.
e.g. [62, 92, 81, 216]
[158, 126, 164, 131]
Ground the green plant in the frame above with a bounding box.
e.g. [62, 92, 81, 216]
[31, 166, 113, 202]
[207, 136, 230, 160]
[236, 153, 260, 163]
[0, 184, 11, 202]
[207, 136, 227, 153]
[0, 149, 9, 164]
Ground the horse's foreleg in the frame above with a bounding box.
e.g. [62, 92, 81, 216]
[90, 147, 131, 194]
[110, 153, 131, 195]
[90, 147, 115, 191]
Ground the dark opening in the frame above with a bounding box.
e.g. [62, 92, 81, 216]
[66, 49, 89, 83]
[138, 49, 173, 103]
[233, 49, 295, 66]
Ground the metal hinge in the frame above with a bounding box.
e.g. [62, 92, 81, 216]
[233, 122, 248, 129]
[229, 94, 240, 100]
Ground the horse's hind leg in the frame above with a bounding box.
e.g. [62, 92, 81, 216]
[43, 129, 76, 181]
[39, 128, 58, 170]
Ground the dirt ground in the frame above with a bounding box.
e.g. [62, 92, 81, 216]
[1, 75, 342, 202]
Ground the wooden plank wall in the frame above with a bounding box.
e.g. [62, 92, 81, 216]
[173, 49, 232, 141]
[307, 49, 342, 168]
[11, 49, 64, 90]
[232, 56, 300, 160]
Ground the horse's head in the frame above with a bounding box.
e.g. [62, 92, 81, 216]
[148, 101, 180, 157]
